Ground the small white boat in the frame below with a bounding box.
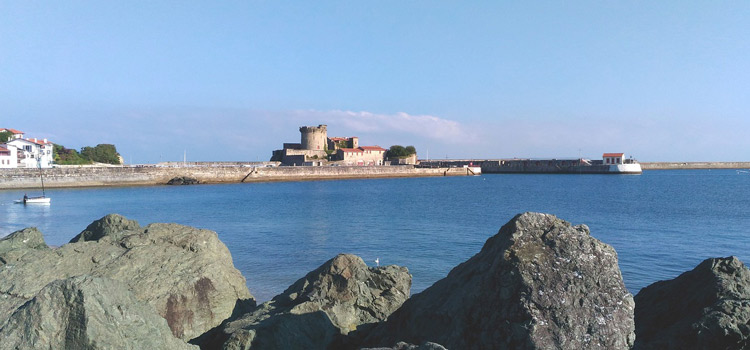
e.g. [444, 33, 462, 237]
[15, 161, 51, 205]
[14, 196, 51, 204]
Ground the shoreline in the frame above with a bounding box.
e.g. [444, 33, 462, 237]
[2, 161, 749, 190]
[0, 165, 474, 190]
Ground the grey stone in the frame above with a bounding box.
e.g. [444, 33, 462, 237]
[360, 341, 448, 350]
[214, 254, 411, 350]
[0, 214, 254, 341]
[0, 227, 48, 257]
[0, 275, 197, 350]
[69, 213, 141, 243]
[634, 256, 750, 350]
[168, 176, 201, 185]
[361, 212, 635, 350]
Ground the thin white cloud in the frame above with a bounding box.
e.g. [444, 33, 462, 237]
[290, 110, 478, 144]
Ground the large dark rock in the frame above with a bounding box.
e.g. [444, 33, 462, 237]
[361, 212, 635, 350]
[69, 213, 141, 243]
[0, 275, 197, 349]
[0, 227, 48, 256]
[0, 214, 254, 341]
[361, 342, 448, 350]
[210, 254, 411, 350]
[634, 256, 750, 350]
[168, 176, 201, 185]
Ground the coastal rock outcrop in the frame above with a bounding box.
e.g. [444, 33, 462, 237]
[69, 213, 141, 243]
[361, 342, 448, 350]
[360, 212, 635, 350]
[0, 275, 197, 350]
[634, 256, 750, 349]
[208, 254, 411, 350]
[168, 176, 201, 185]
[0, 214, 254, 341]
[0, 227, 48, 255]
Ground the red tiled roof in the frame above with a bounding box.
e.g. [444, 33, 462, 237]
[12, 138, 52, 146]
[359, 146, 386, 151]
[27, 138, 52, 145]
[340, 148, 363, 153]
[0, 128, 23, 134]
[603, 153, 624, 157]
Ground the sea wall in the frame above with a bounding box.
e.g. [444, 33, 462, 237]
[641, 162, 750, 170]
[0, 166, 455, 190]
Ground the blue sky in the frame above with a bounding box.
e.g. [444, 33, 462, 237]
[1, 1, 748, 163]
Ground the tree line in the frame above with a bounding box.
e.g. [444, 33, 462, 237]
[54, 144, 121, 165]
[386, 145, 417, 159]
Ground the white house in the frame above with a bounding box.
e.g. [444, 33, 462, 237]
[0, 144, 17, 168]
[0, 128, 25, 140]
[602, 153, 625, 165]
[6, 138, 54, 168]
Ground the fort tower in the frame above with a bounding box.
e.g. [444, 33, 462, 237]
[299, 125, 327, 150]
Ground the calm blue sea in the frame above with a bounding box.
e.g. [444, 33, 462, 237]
[2, 170, 749, 302]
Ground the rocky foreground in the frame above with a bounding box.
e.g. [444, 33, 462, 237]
[1, 212, 749, 349]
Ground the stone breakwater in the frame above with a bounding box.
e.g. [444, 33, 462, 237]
[641, 161, 750, 170]
[0, 166, 461, 190]
[1, 213, 749, 349]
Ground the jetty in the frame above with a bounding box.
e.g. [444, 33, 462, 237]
[419, 153, 642, 175]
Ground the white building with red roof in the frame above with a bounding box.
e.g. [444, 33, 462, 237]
[335, 146, 386, 165]
[0, 144, 18, 168]
[6, 137, 54, 168]
[0, 128, 25, 140]
[602, 153, 625, 165]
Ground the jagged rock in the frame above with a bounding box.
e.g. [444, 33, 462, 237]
[168, 176, 201, 185]
[210, 254, 411, 350]
[69, 213, 141, 243]
[0, 227, 48, 256]
[634, 256, 750, 350]
[0, 275, 197, 350]
[0, 214, 254, 341]
[361, 212, 635, 350]
[361, 341, 448, 350]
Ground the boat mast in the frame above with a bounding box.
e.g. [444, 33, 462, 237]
[38, 160, 46, 197]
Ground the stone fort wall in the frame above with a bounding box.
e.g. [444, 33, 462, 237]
[0, 165, 455, 190]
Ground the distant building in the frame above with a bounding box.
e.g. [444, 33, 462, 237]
[271, 125, 329, 165]
[602, 153, 625, 165]
[333, 146, 386, 166]
[0, 128, 25, 140]
[327, 136, 359, 151]
[271, 125, 389, 166]
[6, 137, 54, 168]
[0, 144, 17, 168]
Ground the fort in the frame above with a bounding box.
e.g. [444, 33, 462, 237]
[271, 124, 403, 166]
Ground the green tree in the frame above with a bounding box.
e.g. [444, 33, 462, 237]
[386, 145, 417, 158]
[53, 144, 91, 165]
[0, 131, 12, 142]
[80, 144, 121, 164]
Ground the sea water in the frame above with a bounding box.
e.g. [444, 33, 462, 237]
[2, 169, 749, 302]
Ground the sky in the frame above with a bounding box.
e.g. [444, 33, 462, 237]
[1, 1, 748, 163]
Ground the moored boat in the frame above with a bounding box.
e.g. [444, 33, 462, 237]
[15, 161, 51, 204]
[14, 196, 51, 204]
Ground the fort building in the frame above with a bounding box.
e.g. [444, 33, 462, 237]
[327, 136, 359, 151]
[332, 146, 387, 166]
[271, 125, 390, 166]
